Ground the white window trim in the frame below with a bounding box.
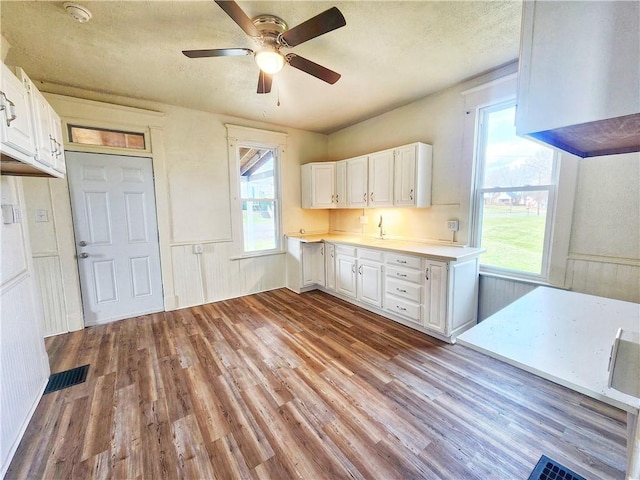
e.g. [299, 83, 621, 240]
[462, 75, 578, 286]
[226, 125, 287, 258]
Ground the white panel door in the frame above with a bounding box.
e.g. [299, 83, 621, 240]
[67, 152, 163, 325]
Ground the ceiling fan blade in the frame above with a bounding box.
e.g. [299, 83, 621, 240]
[215, 0, 260, 37]
[182, 48, 253, 58]
[257, 70, 273, 94]
[287, 54, 341, 84]
[280, 7, 346, 47]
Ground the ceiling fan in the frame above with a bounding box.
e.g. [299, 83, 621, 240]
[182, 0, 346, 94]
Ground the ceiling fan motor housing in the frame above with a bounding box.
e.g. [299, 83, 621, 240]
[252, 15, 288, 48]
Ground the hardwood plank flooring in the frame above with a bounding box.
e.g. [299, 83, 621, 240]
[7, 288, 627, 479]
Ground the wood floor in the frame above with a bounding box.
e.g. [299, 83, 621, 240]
[7, 288, 627, 479]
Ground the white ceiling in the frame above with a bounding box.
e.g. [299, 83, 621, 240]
[0, 1, 522, 134]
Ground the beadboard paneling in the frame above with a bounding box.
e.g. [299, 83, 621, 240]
[171, 243, 286, 309]
[0, 277, 49, 478]
[478, 275, 538, 321]
[566, 258, 640, 303]
[171, 245, 205, 308]
[33, 256, 67, 337]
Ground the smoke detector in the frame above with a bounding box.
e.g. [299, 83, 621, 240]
[63, 3, 92, 23]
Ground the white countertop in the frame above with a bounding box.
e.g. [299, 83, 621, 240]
[286, 233, 484, 262]
[457, 287, 640, 414]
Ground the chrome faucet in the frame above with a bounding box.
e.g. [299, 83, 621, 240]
[378, 215, 384, 239]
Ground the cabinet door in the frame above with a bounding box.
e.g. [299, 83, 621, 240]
[368, 149, 394, 207]
[336, 254, 357, 298]
[314, 243, 326, 286]
[31, 87, 55, 168]
[394, 145, 417, 206]
[0, 63, 36, 157]
[423, 260, 448, 334]
[335, 160, 347, 208]
[310, 163, 336, 208]
[49, 107, 66, 174]
[357, 259, 383, 308]
[346, 156, 368, 207]
[325, 243, 336, 291]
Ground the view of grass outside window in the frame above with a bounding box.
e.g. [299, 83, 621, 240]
[474, 103, 557, 277]
[239, 147, 279, 252]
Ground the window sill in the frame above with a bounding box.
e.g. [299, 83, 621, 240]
[479, 270, 563, 289]
[229, 250, 286, 261]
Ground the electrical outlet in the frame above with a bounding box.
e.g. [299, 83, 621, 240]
[193, 244, 203, 254]
[447, 220, 459, 232]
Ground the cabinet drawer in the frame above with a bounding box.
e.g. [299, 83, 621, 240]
[385, 252, 421, 270]
[386, 265, 422, 284]
[385, 296, 421, 322]
[385, 278, 421, 302]
[336, 245, 357, 257]
[358, 248, 384, 262]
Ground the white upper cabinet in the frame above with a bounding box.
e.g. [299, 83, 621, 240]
[516, 0, 639, 157]
[367, 149, 394, 207]
[0, 63, 36, 159]
[0, 63, 65, 177]
[394, 143, 432, 207]
[346, 155, 368, 208]
[300, 142, 432, 209]
[301, 162, 336, 209]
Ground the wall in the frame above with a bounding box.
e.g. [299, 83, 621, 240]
[327, 64, 640, 306]
[0, 176, 50, 477]
[21, 84, 330, 334]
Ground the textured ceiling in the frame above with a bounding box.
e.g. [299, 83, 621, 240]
[0, 1, 522, 134]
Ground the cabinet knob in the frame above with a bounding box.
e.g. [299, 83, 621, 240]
[78, 252, 89, 259]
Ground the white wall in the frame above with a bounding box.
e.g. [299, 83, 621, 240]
[21, 84, 331, 333]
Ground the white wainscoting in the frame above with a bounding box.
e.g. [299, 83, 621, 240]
[566, 256, 640, 304]
[478, 256, 639, 322]
[171, 242, 286, 310]
[33, 255, 68, 337]
[478, 274, 538, 321]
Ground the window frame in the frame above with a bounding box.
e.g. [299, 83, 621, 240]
[471, 99, 560, 281]
[226, 125, 287, 259]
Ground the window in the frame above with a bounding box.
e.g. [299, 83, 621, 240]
[472, 101, 558, 279]
[238, 145, 280, 253]
[68, 125, 145, 149]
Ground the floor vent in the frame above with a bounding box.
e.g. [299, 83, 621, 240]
[528, 455, 586, 480]
[44, 365, 89, 394]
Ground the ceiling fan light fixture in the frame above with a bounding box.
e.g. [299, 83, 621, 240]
[254, 47, 285, 75]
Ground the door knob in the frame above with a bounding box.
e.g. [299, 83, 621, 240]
[78, 241, 88, 246]
[78, 252, 89, 259]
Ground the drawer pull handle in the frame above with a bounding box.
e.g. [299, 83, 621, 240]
[396, 288, 407, 293]
[396, 273, 407, 278]
[363, 192, 367, 202]
[358, 265, 363, 275]
[396, 306, 407, 311]
[396, 260, 407, 264]
[409, 189, 414, 201]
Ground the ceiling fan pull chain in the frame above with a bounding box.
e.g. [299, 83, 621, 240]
[277, 84, 281, 107]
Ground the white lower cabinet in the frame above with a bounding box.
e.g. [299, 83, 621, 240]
[287, 237, 479, 342]
[325, 243, 336, 291]
[385, 252, 423, 325]
[357, 249, 383, 308]
[336, 246, 357, 298]
[423, 260, 448, 334]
